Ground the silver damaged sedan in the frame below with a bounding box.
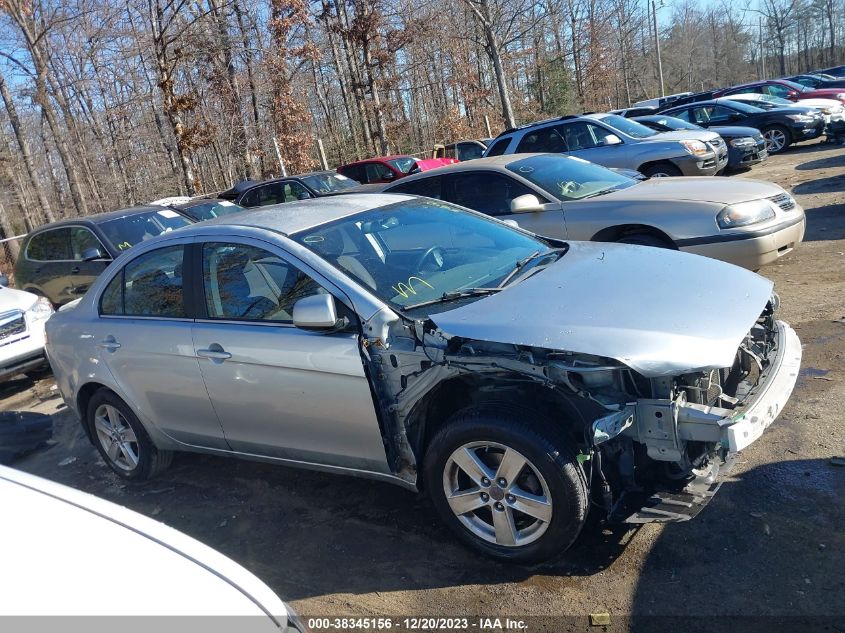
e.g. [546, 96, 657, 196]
[46, 194, 802, 563]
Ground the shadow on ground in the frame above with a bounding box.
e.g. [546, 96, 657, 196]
[627, 457, 845, 631]
[800, 202, 845, 242]
[795, 150, 845, 171]
[793, 175, 845, 195]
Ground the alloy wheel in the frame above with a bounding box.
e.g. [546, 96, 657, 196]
[93, 404, 140, 471]
[763, 129, 787, 153]
[442, 441, 553, 547]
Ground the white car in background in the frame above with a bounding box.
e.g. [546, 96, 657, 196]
[0, 280, 53, 380]
[727, 92, 845, 124]
[0, 465, 306, 629]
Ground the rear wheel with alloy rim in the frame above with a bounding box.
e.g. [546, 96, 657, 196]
[87, 389, 172, 480]
[425, 406, 589, 563]
[762, 126, 790, 153]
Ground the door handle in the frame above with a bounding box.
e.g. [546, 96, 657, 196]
[197, 348, 232, 361]
[98, 337, 121, 351]
[71, 266, 80, 274]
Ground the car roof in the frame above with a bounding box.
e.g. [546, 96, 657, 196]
[29, 206, 176, 231]
[190, 193, 415, 236]
[221, 172, 339, 196]
[387, 153, 555, 180]
[173, 197, 236, 209]
[341, 155, 411, 167]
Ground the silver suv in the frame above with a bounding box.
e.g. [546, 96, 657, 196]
[484, 113, 727, 177]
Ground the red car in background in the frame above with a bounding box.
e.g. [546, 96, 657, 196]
[337, 155, 457, 184]
[715, 79, 845, 105]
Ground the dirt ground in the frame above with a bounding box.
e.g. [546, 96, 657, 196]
[3, 141, 844, 631]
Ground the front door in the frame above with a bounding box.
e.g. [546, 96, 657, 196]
[69, 226, 111, 299]
[190, 240, 390, 474]
[446, 172, 568, 240]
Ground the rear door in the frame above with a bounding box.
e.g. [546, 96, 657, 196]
[20, 228, 75, 305]
[557, 121, 627, 167]
[190, 239, 389, 473]
[96, 242, 227, 449]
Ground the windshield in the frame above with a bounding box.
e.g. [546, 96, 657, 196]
[720, 100, 765, 114]
[596, 114, 658, 139]
[781, 79, 808, 92]
[301, 172, 360, 192]
[99, 210, 192, 252]
[181, 201, 243, 221]
[649, 116, 701, 131]
[505, 155, 635, 201]
[386, 157, 416, 174]
[291, 199, 553, 314]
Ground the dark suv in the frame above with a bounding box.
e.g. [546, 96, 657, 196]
[660, 98, 825, 153]
[14, 207, 193, 306]
[219, 171, 359, 208]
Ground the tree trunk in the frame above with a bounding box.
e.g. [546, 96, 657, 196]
[0, 75, 55, 223]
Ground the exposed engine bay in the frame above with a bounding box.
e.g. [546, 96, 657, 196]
[360, 296, 792, 524]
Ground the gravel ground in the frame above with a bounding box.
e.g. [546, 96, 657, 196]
[3, 140, 844, 631]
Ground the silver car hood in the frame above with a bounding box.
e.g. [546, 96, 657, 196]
[649, 129, 720, 143]
[599, 177, 784, 205]
[430, 242, 773, 378]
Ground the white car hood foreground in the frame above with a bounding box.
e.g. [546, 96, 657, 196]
[0, 465, 289, 627]
[431, 242, 773, 378]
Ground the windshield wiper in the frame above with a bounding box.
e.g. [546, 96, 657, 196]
[496, 248, 566, 289]
[403, 287, 501, 310]
[580, 186, 620, 199]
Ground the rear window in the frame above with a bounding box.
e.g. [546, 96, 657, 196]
[26, 228, 71, 261]
[484, 137, 512, 156]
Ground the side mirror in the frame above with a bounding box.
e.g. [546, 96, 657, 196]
[382, 171, 396, 180]
[729, 113, 744, 122]
[0, 274, 8, 287]
[603, 134, 623, 146]
[293, 294, 345, 331]
[297, 191, 312, 200]
[81, 247, 108, 262]
[509, 194, 545, 214]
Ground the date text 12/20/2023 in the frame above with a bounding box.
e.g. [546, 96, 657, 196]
[307, 617, 529, 631]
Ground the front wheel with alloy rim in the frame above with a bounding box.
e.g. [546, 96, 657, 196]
[87, 389, 173, 480]
[425, 406, 589, 563]
[762, 125, 790, 154]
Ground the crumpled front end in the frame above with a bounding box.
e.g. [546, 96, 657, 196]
[361, 292, 800, 524]
[544, 297, 802, 523]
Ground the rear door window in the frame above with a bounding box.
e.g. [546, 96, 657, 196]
[388, 176, 443, 199]
[484, 137, 512, 156]
[516, 126, 568, 153]
[122, 245, 185, 318]
[26, 228, 71, 261]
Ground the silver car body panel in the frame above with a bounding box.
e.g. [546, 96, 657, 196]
[430, 241, 773, 377]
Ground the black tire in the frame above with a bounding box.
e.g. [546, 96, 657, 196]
[616, 233, 675, 249]
[424, 405, 589, 564]
[761, 125, 791, 154]
[86, 388, 173, 480]
[640, 163, 682, 178]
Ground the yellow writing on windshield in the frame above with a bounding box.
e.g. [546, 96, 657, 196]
[392, 276, 434, 298]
